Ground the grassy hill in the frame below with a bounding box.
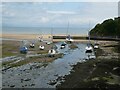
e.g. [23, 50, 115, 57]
[90, 17, 120, 38]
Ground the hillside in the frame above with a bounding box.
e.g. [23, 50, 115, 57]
[90, 17, 120, 38]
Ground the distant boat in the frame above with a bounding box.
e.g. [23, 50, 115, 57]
[46, 28, 53, 45]
[60, 42, 67, 49]
[94, 41, 99, 49]
[39, 45, 45, 50]
[39, 33, 43, 42]
[65, 22, 74, 43]
[66, 35, 74, 43]
[85, 44, 93, 53]
[29, 43, 35, 48]
[46, 41, 52, 45]
[94, 43, 99, 49]
[48, 49, 56, 57]
[85, 22, 93, 53]
[20, 46, 28, 54]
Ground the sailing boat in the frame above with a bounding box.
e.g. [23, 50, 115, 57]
[48, 27, 57, 57]
[85, 22, 93, 53]
[60, 42, 67, 49]
[94, 41, 99, 49]
[65, 21, 74, 43]
[29, 41, 35, 48]
[39, 32, 43, 42]
[46, 28, 53, 45]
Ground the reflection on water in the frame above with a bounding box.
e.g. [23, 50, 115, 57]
[85, 52, 96, 60]
[2, 43, 96, 88]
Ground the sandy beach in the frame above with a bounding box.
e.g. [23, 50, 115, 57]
[1, 34, 52, 40]
[1, 34, 87, 39]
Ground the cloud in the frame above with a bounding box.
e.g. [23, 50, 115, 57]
[40, 17, 49, 23]
[47, 10, 77, 14]
[1, 0, 64, 2]
[1, 0, 119, 2]
[2, 2, 118, 28]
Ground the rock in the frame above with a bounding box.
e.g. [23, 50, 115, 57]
[23, 78, 31, 81]
[30, 83, 35, 86]
[10, 84, 15, 88]
[48, 80, 57, 85]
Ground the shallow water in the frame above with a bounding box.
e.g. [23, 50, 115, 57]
[2, 43, 95, 88]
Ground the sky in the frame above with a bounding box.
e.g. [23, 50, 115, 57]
[1, 1, 119, 28]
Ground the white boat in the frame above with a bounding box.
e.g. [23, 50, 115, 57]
[48, 49, 56, 57]
[30, 43, 35, 48]
[66, 35, 74, 43]
[65, 21, 74, 43]
[39, 35, 43, 42]
[85, 44, 93, 53]
[85, 22, 93, 53]
[39, 45, 45, 50]
[94, 44, 99, 49]
[60, 42, 67, 49]
[94, 41, 99, 49]
[46, 41, 52, 45]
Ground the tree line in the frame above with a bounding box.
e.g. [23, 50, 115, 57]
[90, 17, 120, 38]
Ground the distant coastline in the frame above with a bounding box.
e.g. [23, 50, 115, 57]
[2, 27, 88, 35]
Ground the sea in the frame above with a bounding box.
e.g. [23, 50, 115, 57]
[2, 27, 89, 35]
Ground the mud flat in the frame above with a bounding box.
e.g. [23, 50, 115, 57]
[2, 42, 89, 88]
[56, 41, 120, 89]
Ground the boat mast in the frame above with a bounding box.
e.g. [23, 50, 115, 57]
[66, 21, 69, 36]
[88, 21, 91, 43]
[51, 27, 53, 43]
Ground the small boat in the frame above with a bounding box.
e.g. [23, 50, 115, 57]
[94, 41, 99, 49]
[94, 44, 99, 49]
[85, 27, 93, 53]
[85, 44, 93, 53]
[46, 41, 52, 45]
[66, 35, 74, 43]
[20, 46, 28, 54]
[60, 42, 66, 49]
[39, 45, 45, 50]
[39, 36, 43, 42]
[48, 49, 56, 57]
[29, 43, 35, 48]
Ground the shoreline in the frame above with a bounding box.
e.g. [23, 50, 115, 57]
[1, 34, 119, 43]
[1, 34, 87, 39]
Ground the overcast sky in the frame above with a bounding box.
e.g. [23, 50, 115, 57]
[1, 1, 118, 28]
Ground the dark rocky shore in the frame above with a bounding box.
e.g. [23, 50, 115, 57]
[57, 41, 120, 89]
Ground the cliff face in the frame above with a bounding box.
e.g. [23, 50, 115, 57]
[90, 17, 120, 38]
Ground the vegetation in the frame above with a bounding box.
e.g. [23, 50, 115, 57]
[90, 17, 120, 38]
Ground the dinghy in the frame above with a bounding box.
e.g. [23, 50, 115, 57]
[94, 41, 99, 49]
[85, 44, 93, 53]
[66, 35, 74, 43]
[39, 45, 45, 50]
[85, 22, 93, 53]
[20, 46, 28, 54]
[39, 36, 43, 42]
[48, 49, 56, 57]
[60, 42, 66, 49]
[29, 43, 35, 48]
